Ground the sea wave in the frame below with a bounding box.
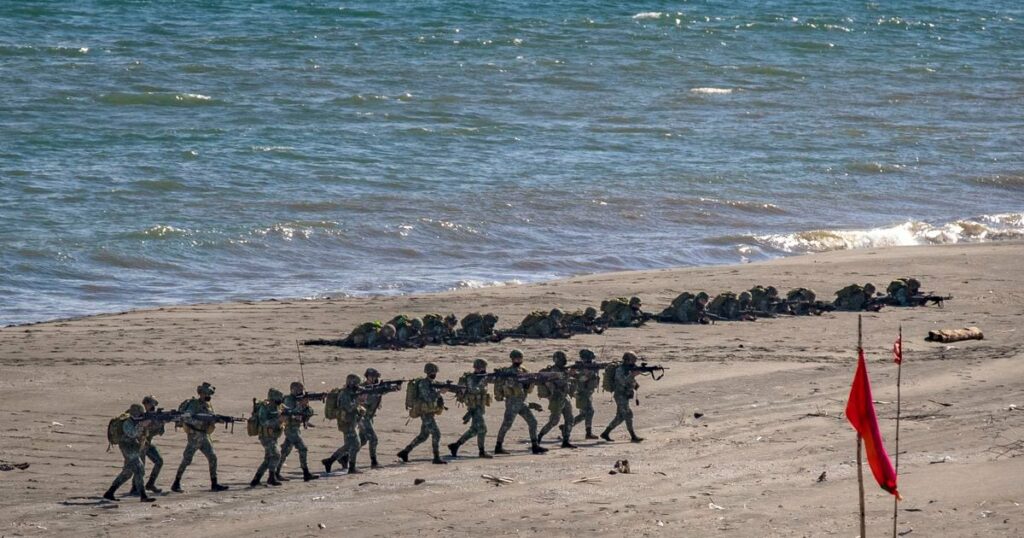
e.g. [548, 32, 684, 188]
[96, 92, 219, 107]
[451, 278, 524, 290]
[746, 213, 1024, 254]
[690, 87, 734, 94]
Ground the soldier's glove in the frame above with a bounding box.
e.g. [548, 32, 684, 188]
[528, 403, 543, 412]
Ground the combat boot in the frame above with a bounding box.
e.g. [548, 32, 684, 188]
[347, 461, 362, 474]
[600, 430, 613, 442]
[585, 428, 599, 440]
[210, 474, 229, 492]
[478, 449, 493, 459]
[140, 493, 156, 503]
[267, 472, 282, 487]
[321, 457, 335, 474]
[250, 471, 264, 488]
[170, 476, 184, 493]
[397, 450, 410, 463]
[145, 477, 162, 494]
[431, 455, 448, 465]
[102, 486, 119, 501]
[493, 442, 509, 455]
[561, 439, 577, 449]
[447, 442, 461, 457]
[276, 470, 291, 482]
[530, 443, 548, 455]
[630, 435, 644, 443]
[370, 457, 380, 469]
[302, 467, 319, 481]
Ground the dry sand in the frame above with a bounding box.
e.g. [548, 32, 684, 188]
[1, 242, 1022, 537]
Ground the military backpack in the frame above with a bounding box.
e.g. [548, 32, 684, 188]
[324, 388, 343, 420]
[246, 399, 261, 437]
[601, 363, 620, 393]
[106, 412, 131, 445]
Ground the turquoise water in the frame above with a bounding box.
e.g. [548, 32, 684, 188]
[2, 1, 1023, 325]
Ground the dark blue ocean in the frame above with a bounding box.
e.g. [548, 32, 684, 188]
[2, 1, 1023, 325]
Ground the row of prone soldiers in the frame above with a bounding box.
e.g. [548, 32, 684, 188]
[103, 349, 662, 502]
[308, 277, 949, 349]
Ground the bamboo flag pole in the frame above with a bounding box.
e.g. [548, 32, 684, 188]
[858, 315, 867, 538]
[892, 324, 903, 538]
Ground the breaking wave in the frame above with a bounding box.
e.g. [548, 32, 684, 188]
[746, 213, 1024, 254]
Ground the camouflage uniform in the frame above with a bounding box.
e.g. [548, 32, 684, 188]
[537, 356, 576, 448]
[131, 395, 164, 495]
[562, 307, 603, 334]
[887, 278, 921, 306]
[104, 405, 154, 502]
[514, 309, 565, 338]
[458, 313, 499, 341]
[449, 360, 492, 458]
[601, 297, 645, 327]
[494, 351, 546, 455]
[834, 283, 877, 311]
[358, 383, 383, 467]
[251, 390, 284, 487]
[172, 383, 227, 492]
[343, 321, 382, 348]
[399, 377, 445, 463]
[278, 386, 317, 481]
[601, 354, 643, 443]
[329, 381, 364, 473]
[572, 350, 601, 438]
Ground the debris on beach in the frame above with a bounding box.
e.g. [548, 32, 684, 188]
[481, 474, 515, 485]
[925, 327, 983, 343]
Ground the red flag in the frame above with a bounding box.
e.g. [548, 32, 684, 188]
[893, 335, 902, 364]
[846, 349, 901, 498]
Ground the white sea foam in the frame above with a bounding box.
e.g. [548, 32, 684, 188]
[451, 279, 523, 290]
[632, 12, 663, 20]
[753, 213, 1024, 254]
[690, 87, 734, 94]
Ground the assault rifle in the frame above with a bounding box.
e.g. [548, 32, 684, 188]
[444, 333, 504, 345]
[494, 328, 573, 340]
[186, 412, 245, 433]
[431, 380, 468, 394]
[910, 293, 952, 307]
[568, 361, 615, 371]
[357, 379, 406, 395]
[625, 362, 667, 381]
[474, 371, 565, 384]
[299, 392, 329, 401]
[782, 300, 835, 315]
[131, 409, 183, 424]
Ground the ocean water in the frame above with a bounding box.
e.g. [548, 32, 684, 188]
[1, 1, 1022, 325]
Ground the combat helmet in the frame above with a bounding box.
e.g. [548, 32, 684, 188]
[267, 388, 284, 402]
[579, 348, 596, 361]
[622, 351, 639, 364]
[424, 362, 439, 375]
[473, 358, 488, 370]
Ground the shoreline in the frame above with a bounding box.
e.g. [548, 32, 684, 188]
[1, 241, 1022, 536]
[5, 239, 1023, 330]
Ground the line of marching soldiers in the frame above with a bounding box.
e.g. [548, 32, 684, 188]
[103, 349, 666, 502]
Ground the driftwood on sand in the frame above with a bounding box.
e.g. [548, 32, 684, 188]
[925, 326, 983, 343]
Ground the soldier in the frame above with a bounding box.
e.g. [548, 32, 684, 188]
[377, 323, 398, 349]
[572, 348, 601, 439]
[537, 351, 576, 449]
[278, 382, 318, 482]
[103, 404, 156, 502]
[563, 307, 604, 334]
[129, 396, 164, 495]
[250, 388, 285, 487]
[171, 382, 229, 493]
[886, 278, 922, 306]
[358, 368, 384, 468]
[494, 350, 547, 455]
[342, 321, 382, 348]
[458, 313, 499, 341]
[398, 363, 448, 465]
[834, 283, 878, 311]
[448, 358, 493, 459]
[600, 352, 644, 443]
[511, 308, 567, 338]
[601, 296, 645, 327]
[323, 374, 365, 474]
[421, 313, 457, 344]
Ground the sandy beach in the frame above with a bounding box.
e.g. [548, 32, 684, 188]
[1, 241, 1022, 537]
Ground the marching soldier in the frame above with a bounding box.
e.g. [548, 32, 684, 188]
[103, 404, 156, 502]
[278, 382, 318, 481]
[494, 350, 547, 455]
[171, 382, 229, 493]
[537, 351, 576, 448]
[359, 368, 383, 468]
[250, 388, 285, 487]
[600, 352, 644, 443]
[398, 363, 448, 464]
[572, 349, 601, 439]
[129, 396, 164, 496]
[323, 374, 365, 474]
[448, 358, 493, 459]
